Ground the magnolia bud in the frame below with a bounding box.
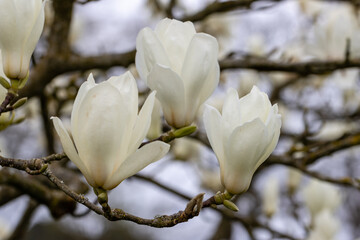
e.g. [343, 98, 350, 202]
[203, 87, 281, 194]
[0, 0, 46, 80]
[136, 18, 219, 128]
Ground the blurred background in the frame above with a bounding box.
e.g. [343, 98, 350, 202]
[1, 0, 360, 239]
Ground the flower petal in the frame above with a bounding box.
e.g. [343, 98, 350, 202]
[147, 64, 186, 128]
[135, 27, 171, 81]
[181, 33, 219, 120]
[108, 71, 138, 131]
[103, 141, 170, 190]
[128, 91, 156, 154]
[222, 88, 242, 134]
[71, 73, 96, 146]
[51, 116, 95, 187]
[223, 118, 266, 194]
[203, 105, 225, 171]
[22, 0, 46, 72]
[237, 86, 272, 124]
[255, 108, 281, 169]
[155, 18, 196, 74]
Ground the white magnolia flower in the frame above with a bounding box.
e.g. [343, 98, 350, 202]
[309, 6, 360, 60]
[311, 120, 357, 141]
[172, 137, 201, 161]
[307, 209, 339, 240]
[203, 86, 281, 194]
[303, 179, 341, 218]
[262, 176, 279, 217]
[136, 18, 219, 128]
[52, 72, 170, 190]
[0, 0, 46, 80]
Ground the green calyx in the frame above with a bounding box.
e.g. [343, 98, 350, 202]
[94, 187, 108, 205]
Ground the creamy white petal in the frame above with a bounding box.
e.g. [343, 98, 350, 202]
[255, 114, 281, 169]
[128, 91, 156, 154]
[224, 167, 254, 194]
[237, 86, 272, 124]
[135, 28, 171, 81]
[51, 116, 95, 187]
[181, 33, 218, 100]
[0, 1, 22, 52]
[222, 88, 242, 133]
[225, 118, 266, 170]
[71, 73, 96, 145]
[22, 0, 45, 73]
[155, 19, 196, 74]
[203, 105, 226, 171]
[223, 118, 266, 194]
[147, 64, 187, 128]
[0, 50, 9, 85]
[153, 18, 172, 33]
[108, 71, 138, 131]
[180, 33, 219, 122]
[103, 141, 170, 190]
[198, 60, 220, 106]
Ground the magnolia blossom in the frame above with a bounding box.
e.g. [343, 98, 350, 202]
[309, 6, 360, 60]
[136, 18, 219, 128]
[303, 179, 341, 218]
[203, 86, 281, 194]
[0, 0, 46, 80]
[307, 209, 339, 240]
[172, 137, 201, 161]
[52, 72, 170, 190]
[262, 176, 279, 217]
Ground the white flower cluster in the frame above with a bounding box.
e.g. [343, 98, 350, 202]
[51, 18, 282, 194]
[0, 3, 282, 196]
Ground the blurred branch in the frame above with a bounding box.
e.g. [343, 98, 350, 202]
[21, 50, 136, 98]
[48, 0, 75, 56]
[76, 0, 100, 4]
[181, 0, 360, 23]
[166, 0, 177, 18]
[0, 185, 22, 206]
[65, 50, 136, 73]
[8, 199, 39, 240]
[181, 0, 262, 22]
[268, 132, 360, 166]
[220, 57, 360, 75]
[265, 133, 360, 190]
[40, 94, 55, 154]
[133, 174, 193, 200]
[0, 168, 76, 218]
